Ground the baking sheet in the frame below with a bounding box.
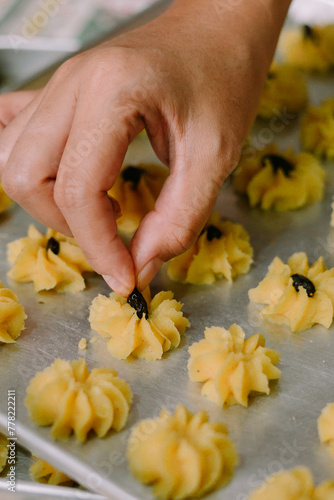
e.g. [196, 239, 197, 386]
[0, 71, 334, 500]
[0, 442, 106, 499]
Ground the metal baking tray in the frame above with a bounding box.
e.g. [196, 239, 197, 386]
[0, 72, 334, 500]
[0, 442, 107, 499]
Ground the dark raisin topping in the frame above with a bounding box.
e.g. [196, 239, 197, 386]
[127, 287, 148, 319]
[121, 166, 144, 189]
[303, 25, 314, 39]
[291, 274, 316, 297]
[46, 237, 60, 255]
[261, 154, 294, 177]
[205, 225, 223, 242]
[267, 71, 276, 80]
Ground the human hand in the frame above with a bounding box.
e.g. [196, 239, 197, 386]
[0, 0, 291, 296]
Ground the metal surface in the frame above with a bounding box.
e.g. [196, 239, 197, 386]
[0, 76, 334, 500]
[0, 443, 106, 499]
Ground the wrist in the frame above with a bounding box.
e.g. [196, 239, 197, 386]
[165, 0, 292, 67]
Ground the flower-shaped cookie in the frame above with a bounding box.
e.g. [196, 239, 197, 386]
[301, 98, 334, 160]
[108, 163, 168, 233]
[0, 281, 26, 343]
[233, 144, 325, 211]
[248, 466, 334, 500]
[249, 252, 334, 332]
[0, 433, 8, 473]
[0, 183, 13, 214]
[127, 404, 238, 500]
[318, 402, 334, 456]
[281, 24, 334, 72]
[167, 212, 253, 284]
[258, 64, 308, 119]
[25, 358, 132, 442]
[7, 225, 93, 293]
[188, 324, 281, 407]
[89, 288, 189, 361]
[30, 457, 75, 486]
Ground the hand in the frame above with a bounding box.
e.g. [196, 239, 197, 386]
[0, 0, 291, 296]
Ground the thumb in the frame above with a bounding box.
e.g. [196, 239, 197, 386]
[130, 129, 239, 289]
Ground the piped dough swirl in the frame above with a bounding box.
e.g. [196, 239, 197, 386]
[0, 280, 26, 343]
[127, 404, 238, 499]
[25, 358, 132, 442]
[89, 289, 190, 361]
[318, 402, 334, 457]
[234, 144, 325, 211]
[258, 64, 307, 119]
[188, 324, 281, 407]
[249, 252, 334, 332]
[248, 466, 334, 499]
[30, 457, 75, 486]
[301, 98, 334, 160]
[7, 225, 93, 293]
[108, 163, 168, 234]
[167, 212, 253, 284]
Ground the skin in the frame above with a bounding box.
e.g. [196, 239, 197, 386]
[0, 0, 291, 296]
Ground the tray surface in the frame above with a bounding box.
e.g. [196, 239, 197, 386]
[0, 70, 334, 499]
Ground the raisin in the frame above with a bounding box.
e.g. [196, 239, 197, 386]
[205, 225, 223, 242]
[303, 25, 319, 45]
[261, 154, 294, 177]
[121, 166, 144, 189]
[46, 237, 60, 255]
[291, 274, 316, 297]
[303, 25, 314, 39]
[127, 288, 148, 319]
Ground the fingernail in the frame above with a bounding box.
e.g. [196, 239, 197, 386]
[102, 275, 132, 297]
[137, 258, 163, 290]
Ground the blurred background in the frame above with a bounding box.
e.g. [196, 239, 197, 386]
[0, 0, 168, 92]
[0, 0, 333, 93]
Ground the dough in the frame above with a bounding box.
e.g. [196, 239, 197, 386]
[0, 433, 8, 473]
[167, 212, 253, 284]
[281, 25, 334, 72]
[25, 358, 132, 442]
[249, 252, 334, 332]
[248, 466, 334, 499]
[30, 457, 75, 486]
[89, 288, 189, 361]
[301, 98, 334, 160]
[127, 404, 238, 499]
[258, 64, 308, 119]
[108, 163, 168, 233]
[318, 402, 334, 456]
[233, 144, 325, 211]
[0, 280, 26, 343]
[7, 225, 94, 293]
[188, 324, 281, 407]
[0, 183, 13, 214]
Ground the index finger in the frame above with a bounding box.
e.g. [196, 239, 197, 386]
[54, 96, 145, 296]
